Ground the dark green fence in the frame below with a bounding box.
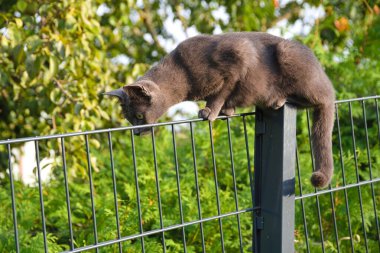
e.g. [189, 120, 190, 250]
[0, 96, 379, 252]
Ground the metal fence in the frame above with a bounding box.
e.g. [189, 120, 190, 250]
[295, 96, 380, 253]
[0, 96, 379, 253]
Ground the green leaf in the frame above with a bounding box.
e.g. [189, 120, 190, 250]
[16, 0, 28, 12]
[43, 56, 59, 84]
[83, 98, 92, 109]
[49, 55, 59, 77]
[49, 88, 62, 105]
[11, 44, 26, 65]
[14, 18, 23, 28]
[26, 55, 42, 79]
[7, 23, 24, 45]
[74, 103, 83, 115]
[25, 35, 43, 53]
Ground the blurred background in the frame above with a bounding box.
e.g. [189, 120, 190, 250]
[0, 0, 379, 139]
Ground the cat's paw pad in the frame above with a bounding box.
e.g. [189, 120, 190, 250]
[198, 107, 212, 120]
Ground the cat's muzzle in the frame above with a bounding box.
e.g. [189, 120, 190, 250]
[133, 127, 152, 136]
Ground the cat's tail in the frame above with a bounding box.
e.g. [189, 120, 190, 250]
[310, 102, 335, 188]
[275, 39, 335, 188]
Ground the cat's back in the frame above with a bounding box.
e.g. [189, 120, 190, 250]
[175, 32, 284, 52]
[217, 32, 284, 45]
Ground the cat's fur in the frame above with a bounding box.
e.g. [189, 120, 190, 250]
[105, 32, 335, 188]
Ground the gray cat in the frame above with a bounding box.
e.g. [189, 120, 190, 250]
[105, 32, 335, 188]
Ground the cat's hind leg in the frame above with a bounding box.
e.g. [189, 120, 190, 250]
[271, 98, 286, 110]
[220, 107, 235, 116]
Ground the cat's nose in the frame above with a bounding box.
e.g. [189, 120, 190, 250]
[133, 128, 151, 136]
[133, 129, 142, 136]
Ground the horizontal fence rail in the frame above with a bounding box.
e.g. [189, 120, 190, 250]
[0, 95, 379, 253]
[0, 113, 255, 145]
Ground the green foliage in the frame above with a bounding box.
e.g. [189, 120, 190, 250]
[1, 0, 380, 252]
[299, 0, 380, 99]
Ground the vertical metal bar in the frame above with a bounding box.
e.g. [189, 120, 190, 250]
[61, 138, 74, 250]
[328, 182, 340, 252]
[348, 102, 369, 253]
[335, 104, 354, 252]
[171, 125, 187, 253]
[375, 99, 380, 250]
[307, 110, 340, 251]
[107, 132, 122, 253]
[189, 122, 206, 253]
[254, 105, 297, 253]
[306, 110, 325, 253]
[34, 140, 48, 253]
[84, 135, 98, 252]
[130, 131, 145, 252]
[226, 118, 243, 253]
[306, 108, 340, 252]
[242, 115, 256, 252]
[208, 121, 225, 252]
[295, 147, 310, 253]
[7, 144, 20, 253]
[362, 101, 380, 251]
[151, 127, 166, 253]
[377, 99, 380, 143]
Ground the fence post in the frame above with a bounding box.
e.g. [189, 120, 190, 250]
[254, 104, 297, 253]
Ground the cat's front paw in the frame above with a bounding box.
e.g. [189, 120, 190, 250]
[199, 107, 219, 121]
[198, 107, 212, 120]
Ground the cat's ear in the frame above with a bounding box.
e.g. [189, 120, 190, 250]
[123, 84, 152, 102]
[103, 88, 129, 104]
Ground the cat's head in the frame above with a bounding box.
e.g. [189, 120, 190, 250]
[104, 80, 164, 135]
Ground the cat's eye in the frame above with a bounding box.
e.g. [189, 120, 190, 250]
[136, 113, 144, 120]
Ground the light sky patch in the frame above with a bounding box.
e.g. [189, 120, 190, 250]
[96, 3, 111, 16]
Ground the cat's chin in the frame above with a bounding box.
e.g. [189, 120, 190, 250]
[133, 127, 152, 136]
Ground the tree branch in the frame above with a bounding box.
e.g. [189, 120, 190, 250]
[138, 3, 166, 54]
[54, 79, 79, 102]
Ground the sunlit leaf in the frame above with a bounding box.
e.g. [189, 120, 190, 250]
[14, 18, 23, 28]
